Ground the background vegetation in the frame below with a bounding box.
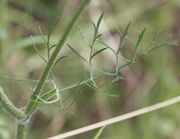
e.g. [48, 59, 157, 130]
[0, 0, 179, 138]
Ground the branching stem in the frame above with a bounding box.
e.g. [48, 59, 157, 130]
[0, 86, 25, 120]
[25, 0, 91, 117]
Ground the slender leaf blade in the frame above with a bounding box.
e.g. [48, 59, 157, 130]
[31, 36, 48, 63]
[135, 27, 147, 50]
[54, 56, 67, 66]
[93, 126, 106, 139]
[98, 40, 116, 54]
[118, 21, 132, 53]
[47, 16, 60, 45]
[67, 44, 88, 63]
[96, 13, 104, 33]
[91, 47, 108, 60]
[77, 25, 90, 46]
[38, 26, 48, 45]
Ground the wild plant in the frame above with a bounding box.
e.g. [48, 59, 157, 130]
[0, 0, 176, 138]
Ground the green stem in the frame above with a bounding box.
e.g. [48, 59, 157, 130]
[0, 86, 25, 120]
[17, 122, 27, 139]
[25, 0, 91, 116]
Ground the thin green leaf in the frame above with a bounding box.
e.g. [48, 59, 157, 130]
[92, 21, 96, 33]
[152, 30, 161, 42]
[77, 25, 90, 46]
[92, 13, 104, 44]
[91, 21, 97, 46]
[47, 16, 60, 45]
[96, 13, 104, 34]
[54, 56, 67, 66]
[49, 44, 57, 51]
[39, 26, 51, 58]
[148, 30, 161, 47]
[122, 21, 132, 39]
[91, 47, 107, 60]
[135, 27, 147, 50]
[98, 40, 116, 54]
[38, 26, 48, 46]
[118, 21, 132, 53]
[47, 16, 60, 59]
[96, 34, 103, 39]
[67, 44, 88, 63]
[93, 126, 106, 139]
[135, 41, 176, 60]
[31, 36, 48, 63]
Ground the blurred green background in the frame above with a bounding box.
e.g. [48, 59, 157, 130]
[0, 0, 180, 139]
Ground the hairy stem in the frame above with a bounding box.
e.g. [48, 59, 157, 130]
[25, 0, 91, 116]
[0, 86, 25, 120]
[17, 122, 27, 139]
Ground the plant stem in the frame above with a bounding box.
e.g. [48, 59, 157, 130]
[17, 122, 27, 139]
[0, 86, 25, 120]
[25, 0, 91, 116]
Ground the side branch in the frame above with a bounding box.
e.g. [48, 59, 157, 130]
[0, 86, 25, 120]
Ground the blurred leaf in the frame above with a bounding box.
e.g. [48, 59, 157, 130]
[92, 13, 104, 44]
[54, 56, 67, 66]
[98, 40, 116, 54]
[77, 25, 90, 46]
[47, 16, 60, 46]
[91, 47, 107, 60]
[117, 21, 132, 53]
[39, 26, 48, 45]
[31, 36, 47, 63]
[96, 13, 104, 33]
[93, 126, 106, 139]
[67, 44, 88, 63]
[135, 27, 147, 50]
[96, 34, 103, 39]
[49, 44, 58, 51]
